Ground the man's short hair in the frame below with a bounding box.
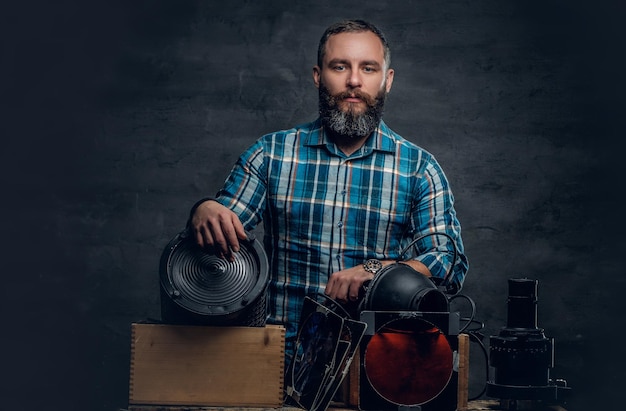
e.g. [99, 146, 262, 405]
[317, 19, 391, 70]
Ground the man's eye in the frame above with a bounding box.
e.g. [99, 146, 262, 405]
[333, 65, 346, 71]
[363, 67, 376, 73]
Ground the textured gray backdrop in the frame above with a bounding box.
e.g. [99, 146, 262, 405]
[1, 1, 624, 410]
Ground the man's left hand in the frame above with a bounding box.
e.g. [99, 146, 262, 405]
[324, 265, 375, 303]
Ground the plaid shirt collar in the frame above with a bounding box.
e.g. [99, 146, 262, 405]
[304, 118, 396, 158]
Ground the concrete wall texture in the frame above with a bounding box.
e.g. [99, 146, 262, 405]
[2, 1, 624, 410]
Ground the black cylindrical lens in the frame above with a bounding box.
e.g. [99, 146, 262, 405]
[506, 278, 538, 329]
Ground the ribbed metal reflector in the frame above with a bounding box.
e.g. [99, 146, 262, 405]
[159, 230, 269, 326]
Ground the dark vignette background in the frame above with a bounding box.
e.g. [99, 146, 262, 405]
[1, 1, 624, 410]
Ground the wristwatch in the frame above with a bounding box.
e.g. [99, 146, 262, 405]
[363, 259, 383, 275]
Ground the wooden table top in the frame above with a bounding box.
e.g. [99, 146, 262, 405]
[125, 399, 568, 411]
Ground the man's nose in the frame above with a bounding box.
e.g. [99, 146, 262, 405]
[346, 69, 362, 88]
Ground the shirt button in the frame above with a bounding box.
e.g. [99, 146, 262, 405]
[337, 221, 343, 228]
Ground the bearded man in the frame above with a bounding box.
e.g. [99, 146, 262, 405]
[188, 20, 469, 357]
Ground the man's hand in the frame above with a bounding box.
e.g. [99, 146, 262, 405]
[324, 265, 374, 303]
[190, 200, 248, 261]
[324, 260, 433, 304]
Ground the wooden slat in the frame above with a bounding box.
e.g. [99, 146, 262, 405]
[457, 333, 470, 411]
[347, 346, 360, 407]
[129, 323, 285, 407]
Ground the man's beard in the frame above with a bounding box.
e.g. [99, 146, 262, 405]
[318, 83, 387, 142]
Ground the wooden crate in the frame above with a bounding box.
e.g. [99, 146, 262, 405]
[129, 323, 285, 407]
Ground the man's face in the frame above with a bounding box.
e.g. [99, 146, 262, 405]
[313, 31, 394, 139]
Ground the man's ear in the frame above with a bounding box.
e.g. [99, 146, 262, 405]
[385, 68, 395, 93]
[312, 66, 321, 89]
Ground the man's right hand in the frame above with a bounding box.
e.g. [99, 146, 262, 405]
[190, 200, 248, 261]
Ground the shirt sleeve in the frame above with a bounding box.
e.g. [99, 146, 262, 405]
[411, 156, 469, 292]
[214, 139, 268, 231]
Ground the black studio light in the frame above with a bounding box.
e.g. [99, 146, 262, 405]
[359, 261, 450, 313]
[486, 278, 571, 408]
[357, 260, 461, 411]
[159, 229, 269, 326]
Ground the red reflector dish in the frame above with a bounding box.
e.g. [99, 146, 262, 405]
[363, 318, 453, 405]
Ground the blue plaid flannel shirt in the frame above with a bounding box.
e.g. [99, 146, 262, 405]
[214, 118, 468, 346]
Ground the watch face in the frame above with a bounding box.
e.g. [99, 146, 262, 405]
[365, 259, 382, 273]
